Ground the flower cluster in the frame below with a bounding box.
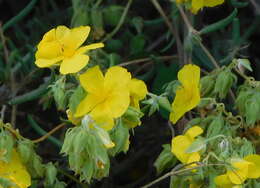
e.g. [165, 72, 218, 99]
[75, 65, 147, 130]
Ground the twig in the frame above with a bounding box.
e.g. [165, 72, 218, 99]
[141, 162, 227, 188]
[250, 0, 260, 14]
[199, 42, 220, 69]
[32, 123, 66, 143]
[1, 105, 6, 121]
[118, 55, 178, 67]
[101, 0, 133, 42]
[150, 0, 184, 65]
[0, 23, 17, 127]
[177, 6, 221, 69]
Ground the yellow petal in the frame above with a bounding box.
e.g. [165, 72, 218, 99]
[105, 90, 130, 118]
[104, 66, 131, 90]
[75, 94, 104, 117]
[59, 54, 89, 74]
[90, 103, 115, 130]
[170, 86, 200, 124]
[171, 135, 192, 164]
[129, 78, 148, 100]
[187, 152, 200, 166]
[55, 25, 70, 41]
[35, 56, 63, 68]
[214, 174, 234, 188]
[37, 28, 56, 48]
[178, 64, 200, 89]
[227, 159, 251, 185]
[170, 64, 200, 124]
[185, 126, 203, 140]
[77, 43, 104, 54]
[0, 150, 31, 188]
[204, 0, 224, 7]
[79, 66, 104, 93]
[191, 0, 204, 14]
[60, 26, 90, 50]
[244, 154, 260, 178]
[36, 41, 62, 59]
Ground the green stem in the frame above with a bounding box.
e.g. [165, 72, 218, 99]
[101, 0, 133, 42]
[3, 0, 39, 31]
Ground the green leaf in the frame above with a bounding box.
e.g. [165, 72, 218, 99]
[237, 58, 253, 72]
[186, 138, 206, 153]
[130, 34, 146, 55]
[103, 5, 124, 26]
[45, 163, 57, 185]
[199, 9, 238, 35]
[68, 86, 86, 114]
[154, 144, 176, 174]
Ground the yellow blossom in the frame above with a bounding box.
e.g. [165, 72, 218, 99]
[35, 25, 104, 74]
[170, 64, 200, 124]
[75, 66, 131, 130]
[171, 126, 203, 165]
[176, 0, 224, 14]
[0, 149, 31, 188]
[215, 154, 260, 187]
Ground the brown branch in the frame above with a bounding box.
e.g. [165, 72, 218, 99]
[150, 0, 184, 65]
[0, 22, 17, 127]
[118, 55, 178, 67]
[32, 123, 66, 143]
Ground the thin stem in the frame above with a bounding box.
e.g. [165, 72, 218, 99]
[150, 0, 184, 65]
[199, 42, 220, 69]
[101, 0, 133, 42]
[118, 55, 178, 67]
[32, 123, 66, 143]
[141, 162, 227, 188]
[0, 23, 17, 127]
[177, 6, 221, 69]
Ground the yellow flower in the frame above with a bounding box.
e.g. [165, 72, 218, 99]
[176, 0, 224, 14]
[75, 66, 131, 130]
[171, 126, 203, 165]
[0, 149, 31, 188]
[35, 25, 104, 74]
[191, 0, 224, 14]
[170, 64, 200, 124]
[215, 154, 260, 187]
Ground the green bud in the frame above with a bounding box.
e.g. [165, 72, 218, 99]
[45, 162, 57, 185]
[206, 115, 224, 138]
[214, 69, 236, 99]
[154, 144, 176, 174]
[157, 96, 172, 112]
[17, 139, 34, 164]
[51, 77, 67, 110]
[200, 75, 215, 97]
[32, 154, 45, 177]
[245, 96, 259, 126]
[109, 121, 129, 156]
[0, 130, 14, 162]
